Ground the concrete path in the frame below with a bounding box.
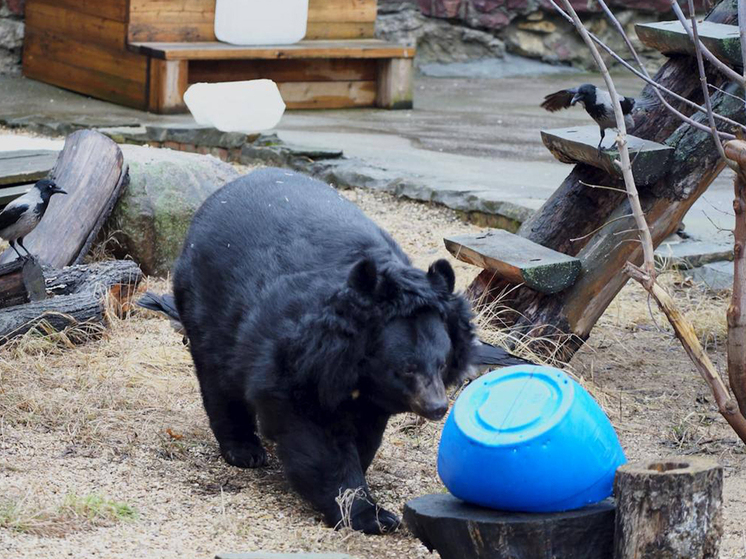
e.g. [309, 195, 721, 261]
[0, 71, 735, 248]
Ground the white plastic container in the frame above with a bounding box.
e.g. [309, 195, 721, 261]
[214, 0, 309, 46]
[183, 80, 287, 134]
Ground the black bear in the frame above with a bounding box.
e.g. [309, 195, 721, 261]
[171, 168, 477, 534]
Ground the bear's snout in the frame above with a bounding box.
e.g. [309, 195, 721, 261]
[410, 375, 449, 421]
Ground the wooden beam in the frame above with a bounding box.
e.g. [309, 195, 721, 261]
[148, 59, 189, 113]
[128, 40, 415, 61]
[636, 21, 741, 67]
[377, 58, 414, 110]
[541, 126, 674, 186]
[306, 22, 376, 40]
[188, 58, 376, 84]
[0, 150, 57, 187]
[278, 80, 377, 109]
[446, 230, 582, 294]
[0, 185, 32, 208]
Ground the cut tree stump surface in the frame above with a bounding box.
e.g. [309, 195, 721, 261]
[636, 21, 741, 67]
[0, 150, 58, 187]
[445, 229, 581, 294]
[541, 126, 674, 186]
[404, 493, 615, 559]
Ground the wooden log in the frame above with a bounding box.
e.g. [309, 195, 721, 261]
[0, 150, 58, 187]
[613, 457, 723, 559]
[0, 260, 142, 344]
[636, 21, 741, 67]
[148, 58, 188, 113]
[471, 2, 744, 358]
[404, 493, 615, 559]
[0, 259, 46, 309]
[445, 230, 581, 294]
[0, 131, 127, 267]
[376, 58, 414, 110]
[541, 126, 674, 186]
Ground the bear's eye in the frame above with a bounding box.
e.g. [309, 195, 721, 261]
[402, 364, 418, 377]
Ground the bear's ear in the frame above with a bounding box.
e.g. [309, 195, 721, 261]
[348, 258, 377, 295]
[428, 259, 456, 294]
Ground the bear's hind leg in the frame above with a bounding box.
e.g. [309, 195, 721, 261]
[355, 410, 389, 474]
[273, 412, 399, 535]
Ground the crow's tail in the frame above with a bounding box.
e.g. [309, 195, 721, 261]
[137, 292, 185, 335]
[473, 341, 534, 367]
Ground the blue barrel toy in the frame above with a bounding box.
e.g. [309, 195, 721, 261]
[438, 365, 626, 513]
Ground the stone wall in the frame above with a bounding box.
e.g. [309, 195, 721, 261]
[0, 0, 23, 75]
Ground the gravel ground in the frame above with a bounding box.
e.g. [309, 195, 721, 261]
[0, 185, 745, 559]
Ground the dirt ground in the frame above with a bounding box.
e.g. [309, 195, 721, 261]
[1, 186, 745, 559]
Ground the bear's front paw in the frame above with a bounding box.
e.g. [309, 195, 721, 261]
[350, 506, 401, 535]
[221, 444, 268, 469]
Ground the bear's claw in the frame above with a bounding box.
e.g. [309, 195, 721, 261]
[221, 445, 268, 469]
[350, 506, 401, 535]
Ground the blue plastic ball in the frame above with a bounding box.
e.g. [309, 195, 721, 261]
[437, 365, 626, 513]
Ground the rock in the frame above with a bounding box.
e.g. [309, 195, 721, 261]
[655, 240, 733, 270]
[0, 18, 23, 49]
[404, 493, 616, 559]
[145, 123, 250, 149]
[110, 146, 240, 276]
[376, 6, 505, 64]
[216, 554, 358, 559]
[517, 20, 556, 33]
[685, 261, 735, 292]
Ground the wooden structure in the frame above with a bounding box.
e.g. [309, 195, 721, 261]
[614, 457, 723, 559]
[458, 1, 745, 359]
[404, 493, 615, 559]
[0, 150, 56, 206]
[23, 0, 415, 113]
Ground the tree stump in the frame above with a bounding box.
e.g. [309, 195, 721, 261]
[0, 258, 46, 309]
[404, 493, 615, 559]
[613, 457, 723, 559]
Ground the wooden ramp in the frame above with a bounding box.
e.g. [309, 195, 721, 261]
[445, 230, 581, 294]
[636, 21, 741, 67]
[541, 126, 674, 186]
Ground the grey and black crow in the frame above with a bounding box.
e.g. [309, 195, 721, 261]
[137, 292, 533, 369]
[541, 83, 654, 155]
[0, 178, 67, 260]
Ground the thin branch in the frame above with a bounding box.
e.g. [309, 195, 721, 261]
[688, 0, 738, 170]
[740, 0, 746, 116]
[579, 180, 629, 194]
[670, 0, 746, 85]
[548, 0, 744, 137]
[569, 213, 638, 243]
[556, 0, 656, 283]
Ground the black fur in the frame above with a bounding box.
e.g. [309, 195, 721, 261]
[172, 168, 476, 534]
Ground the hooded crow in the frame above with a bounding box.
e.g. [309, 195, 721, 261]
[541, 83, 655, 155]
[0, 178, 67, 260]
[137, 292, 534, 370]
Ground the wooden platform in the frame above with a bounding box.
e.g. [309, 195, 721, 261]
[445, 229, 582, 294]
[636, 21, 741, 67]
[541, 126, 674, 186]
[0, 150, 57, 206]
[23, 0, 415, 113]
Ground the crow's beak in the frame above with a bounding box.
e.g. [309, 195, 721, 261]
[52, 186, 67, 195]
[571, 93, 582, 105]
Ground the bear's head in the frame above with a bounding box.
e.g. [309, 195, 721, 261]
[294, 257, 477, 418]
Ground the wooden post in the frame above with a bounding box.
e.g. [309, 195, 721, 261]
[613, 457, 723, 559]
[0, 259, 46, 309]
[376, 58, 414, 110]
[148, 58, 189, 114]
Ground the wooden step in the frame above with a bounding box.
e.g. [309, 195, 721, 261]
[444, 230, 581, 294]
[636, 21, 741, 67]
[0, 184, 32, 208]
[541, 126, 674, 186]
[0, 150, 57, 187]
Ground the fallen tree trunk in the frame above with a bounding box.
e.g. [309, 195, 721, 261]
[471, 3, 745, 359]
[0, 260, 142, 344]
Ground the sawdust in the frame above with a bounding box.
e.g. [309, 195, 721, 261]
[0, 187, 744, 559]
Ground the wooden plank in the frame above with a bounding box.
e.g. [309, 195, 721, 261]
[0, 184, 32, 207]
[278, 80, 377, 109]
[445, 230, 582, 294]
[25, 1, 128, 50]
[24, 30, 148, 84]
[377, 58, 414, 110]
[0, 131, 126, 268]
[129, 22, 216, 43]
[128, 0, 215, 42]
[29, 0, 128, 22]
[0, 259, 47, 309]
[149, 59, 189, 114]
[306, 22, 376, 40]
[541, 126, 674, 186]
[128, 40, 415, 61]
[636, 21, 741, 67]
[0, 150, 57, 187]
[188, 58, 376, 84]
[23, 36, 148, 110]
[308, 0, 377, 23]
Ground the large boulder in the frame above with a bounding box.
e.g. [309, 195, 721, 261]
[110, 145, 240, 277]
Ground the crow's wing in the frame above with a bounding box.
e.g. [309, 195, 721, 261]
[541, 88, 577, 112]
[473, 341, 534, 367]
[0, 204, 28, 234]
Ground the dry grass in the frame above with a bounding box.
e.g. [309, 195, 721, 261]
[0, 187, 745, 558]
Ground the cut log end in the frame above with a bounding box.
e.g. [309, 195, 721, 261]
[0, 258, 47, 309]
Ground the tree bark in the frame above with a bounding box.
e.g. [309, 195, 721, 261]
[0, 258, 46, 309]
[0, 260, 142, 344]
[471, 3, 745, 359]
[613, 457, 723, 559]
